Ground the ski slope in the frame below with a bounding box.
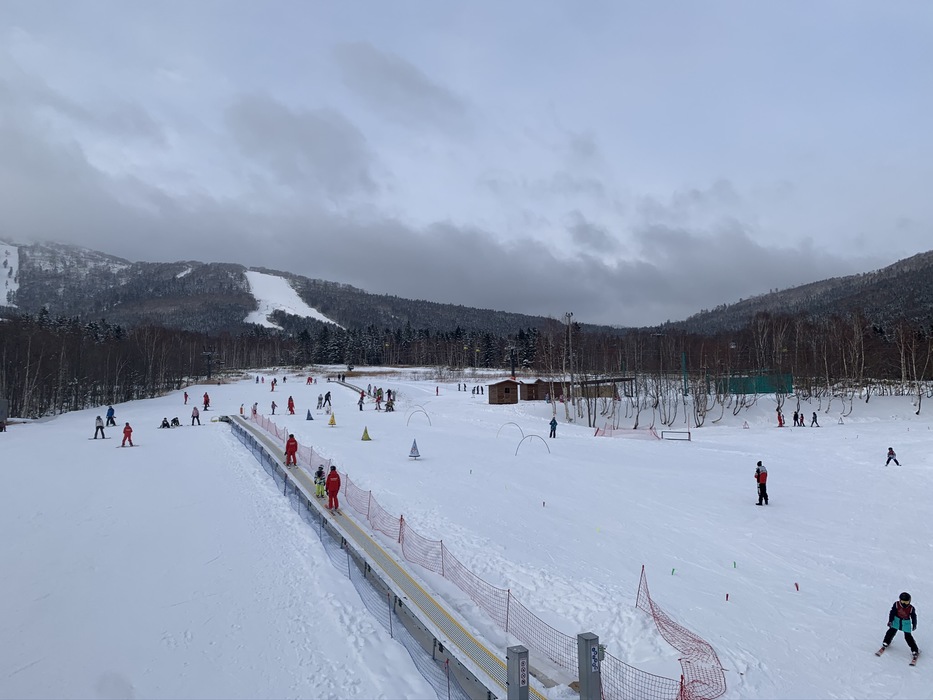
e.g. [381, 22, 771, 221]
[2, 370, 931, 698]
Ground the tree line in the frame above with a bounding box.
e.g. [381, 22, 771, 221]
[2, 306, 931, 421]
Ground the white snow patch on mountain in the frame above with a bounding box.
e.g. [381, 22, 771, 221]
[244, 270, 341, 329]
[176, 266, 193, 279]
[0, 243, 19, 307]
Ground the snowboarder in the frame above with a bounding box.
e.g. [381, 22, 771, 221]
[106, 405, 116, 427]
[171, 417, 181, 427]
[202, 392, 210, 411]
[159, 417, 171, 429]
[811, 412, 820, 427]
[121, 422, 134, 447]
[549, 417, 558, 438]
[314, 466, 326, 498]
[358, 394, 364, 411]
[886, 447, 900, 466]
[284, 433, 298, 467]
[323, 391, 331, 408]
[93, 416, 106, 439]
[877, 592, 920, 664]
[191, 406, 200, 425]
[755, 461, 769, 505]
[326, 466, 341, 511]
[287, 396, 295, 415]
[316, 394, 323, 410]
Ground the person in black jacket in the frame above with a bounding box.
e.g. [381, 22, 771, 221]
[878, 592, 920, 660]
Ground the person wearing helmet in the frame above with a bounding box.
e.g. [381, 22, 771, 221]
[877, 592, 920, 662]
[754, 461, 769, 506]
[885, 447, 900, 466]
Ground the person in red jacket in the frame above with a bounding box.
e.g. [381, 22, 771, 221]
[284, 433, 298, 467]
[326, 466, 341, 511]
[122, 422, 134, 447]
[755, 461, 768, 505]
[287, 396, 295, 415]
[202, 392, 210, 411]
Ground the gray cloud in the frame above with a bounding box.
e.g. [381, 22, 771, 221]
[226, 96, 378, 199]
[333, 42, 468, 130]
[566, 211, 619, 252]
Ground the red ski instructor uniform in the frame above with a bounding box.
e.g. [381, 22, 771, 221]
[284, 434, 298, 466]
[325, 466, 341, 511]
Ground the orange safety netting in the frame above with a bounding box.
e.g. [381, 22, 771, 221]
[252, 414, 725, 700]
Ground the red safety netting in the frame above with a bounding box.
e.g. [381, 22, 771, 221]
[635, 566, 727, 700]
[251, 415, 726, 700]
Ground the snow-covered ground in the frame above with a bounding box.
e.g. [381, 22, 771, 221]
[0, 242, 19, 307]
[2, 370, 931, 699]
[243, 270, 340, 329]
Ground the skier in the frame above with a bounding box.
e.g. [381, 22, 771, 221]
[877, 592, 920, 664]
[191, 406, 200, 426]
[284, 433, 298, 468]
[811, 412, 820, 427]
[316, 394, 323, 410]
[326, 466, 341, 512]
[314, 466, 326, 498]
[792, 410, 799, 427]
[549, 417, 558, 438]
[358, 394, 364, 411]
[271, 400, 277, 415]
[287, 396, 295, 415]
[121, 422, 134, 447]
[93, 416, 105, 439]
[251, 402, 258, 418]
[755, 461, 769, 505]
[183, 391, 188, 405]
[323, 391, 331, 408]
[202, 392, 210, 411]
[106, 405, 116, 427]
[886, 447, 900, 466]
[306, 376, 313, 385]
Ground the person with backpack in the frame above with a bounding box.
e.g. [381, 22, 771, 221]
[93, 416, 106, 439]
[314, 466, 326, 498]
[755, 461, 769, 506]
[886, 447, 900, 466]
[877, 592, 920, 664]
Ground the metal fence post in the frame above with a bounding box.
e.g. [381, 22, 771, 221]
[506, 645, 529, 700]
[577, 632, 601, 700]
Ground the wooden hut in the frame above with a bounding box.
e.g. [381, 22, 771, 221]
[519, 379, 551, 401]
[488, 379, 519, 405]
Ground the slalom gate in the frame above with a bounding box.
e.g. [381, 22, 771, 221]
[252, 414, 726, 700]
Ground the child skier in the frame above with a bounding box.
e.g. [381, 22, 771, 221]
[314, 466, 326, 498]
[886, 447, 900, 466]
[877, 592, 920, 664]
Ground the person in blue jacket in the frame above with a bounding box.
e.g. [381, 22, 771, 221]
[549, 417, 558, 438]
[105, 405, 116, 427]
[878, 592, 920, 661]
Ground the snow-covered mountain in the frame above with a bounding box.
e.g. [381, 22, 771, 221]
[0, 241, 558, 335]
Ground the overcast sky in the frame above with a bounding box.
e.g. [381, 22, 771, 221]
[2, 1, 931, 326]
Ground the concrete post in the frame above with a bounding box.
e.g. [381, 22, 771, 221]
[577, 632, 601, 700]
[506, 645, 529, 700]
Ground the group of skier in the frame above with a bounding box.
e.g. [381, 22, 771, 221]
[283, 433, 341, 511]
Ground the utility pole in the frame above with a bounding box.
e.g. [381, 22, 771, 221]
[565, 312, 574, 421]
[202, 348, 215, 381]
